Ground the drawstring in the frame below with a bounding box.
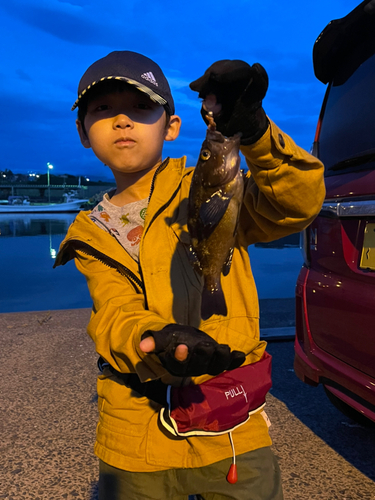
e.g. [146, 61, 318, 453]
[226, 432, 238, 484]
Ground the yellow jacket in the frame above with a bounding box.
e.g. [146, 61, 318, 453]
[55, 121, 325, 471]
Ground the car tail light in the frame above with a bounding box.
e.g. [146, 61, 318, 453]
[295, 294, 305, 346]
[295, 266, 310, 348]
[304, 109, 323, 265]
[300, 229, 311, 266]
[300, 225, 318, 267]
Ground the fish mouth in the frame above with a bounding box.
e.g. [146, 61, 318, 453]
[206, 128, 242, 145]
[206, 128, 225, 143]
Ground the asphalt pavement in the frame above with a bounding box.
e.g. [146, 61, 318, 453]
[1, 308, 374, 499]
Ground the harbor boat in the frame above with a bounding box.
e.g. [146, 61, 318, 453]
[0, 199, 88, 213]
[0, 191, 88, 213]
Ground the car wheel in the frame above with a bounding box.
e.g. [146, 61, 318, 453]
[323, 385, 375, 427]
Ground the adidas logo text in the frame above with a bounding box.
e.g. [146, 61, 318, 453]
[141, 72, 158, 86]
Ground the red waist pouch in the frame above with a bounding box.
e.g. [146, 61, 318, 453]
[160, 352, 272, 437]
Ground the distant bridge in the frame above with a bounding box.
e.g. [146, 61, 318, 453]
[0, 184, 88, 199]
[0, 183, 113, 201]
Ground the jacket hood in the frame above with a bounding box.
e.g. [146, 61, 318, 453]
[54, 157, 189, 272]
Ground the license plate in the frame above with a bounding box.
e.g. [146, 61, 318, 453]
[360, 223, 375, 270]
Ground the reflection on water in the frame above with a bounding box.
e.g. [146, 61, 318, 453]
[0, 213, 76, 261]
[0, 214, 303, 313]
[0, 213, 75, 237]
[0, 213, 91, 313]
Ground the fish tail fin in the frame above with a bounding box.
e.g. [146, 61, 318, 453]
[201, 285, 228, 320]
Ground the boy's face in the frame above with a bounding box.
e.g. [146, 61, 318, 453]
[77, 84, 180, 176]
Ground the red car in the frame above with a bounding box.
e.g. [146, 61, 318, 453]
[294, 0, 375, 425]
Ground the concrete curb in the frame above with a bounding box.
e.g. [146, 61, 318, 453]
[260, 326, 295, 341]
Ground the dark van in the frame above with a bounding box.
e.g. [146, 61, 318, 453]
[294, 0, 375, 425]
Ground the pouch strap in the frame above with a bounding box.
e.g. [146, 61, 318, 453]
[97, 356, 168, 406]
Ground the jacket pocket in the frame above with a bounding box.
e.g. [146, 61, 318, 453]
[97, 375, 156, 435]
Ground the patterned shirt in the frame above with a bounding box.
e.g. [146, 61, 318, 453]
[89, 191, 148, 262]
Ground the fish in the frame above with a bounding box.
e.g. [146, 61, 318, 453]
[187, 114, 244, 320]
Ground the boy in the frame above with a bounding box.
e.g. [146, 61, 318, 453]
[55, 50, 325, 499]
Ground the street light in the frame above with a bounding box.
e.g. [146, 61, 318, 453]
[47, 162, 53, 203]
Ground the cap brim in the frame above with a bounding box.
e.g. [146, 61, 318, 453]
[71, 76, 167, 111]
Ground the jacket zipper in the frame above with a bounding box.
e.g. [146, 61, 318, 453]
[133, 157, 171, 309]
[62, 161, 172, 303]
[144, 157, 188, 238]
[147, 157, 170, 204]
[68, 239, 144, 293]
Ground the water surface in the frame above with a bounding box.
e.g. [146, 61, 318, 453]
[0, 214, 91, 313]
[0, 214, 302, 313]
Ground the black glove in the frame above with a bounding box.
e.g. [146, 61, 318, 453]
[141, 324, 246, 377]
[190, 60, 269, 144]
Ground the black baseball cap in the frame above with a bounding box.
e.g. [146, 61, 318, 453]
[72, 50, 175, 115]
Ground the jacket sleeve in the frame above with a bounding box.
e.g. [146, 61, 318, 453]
[238, 119, 325, 245]
[74, 250, 171, 383]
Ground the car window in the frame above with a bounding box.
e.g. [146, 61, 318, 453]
[319, 52, 375, 177]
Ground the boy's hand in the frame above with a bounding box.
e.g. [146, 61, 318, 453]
[140, 324, 245, 377]
[189, 60, 269, 144]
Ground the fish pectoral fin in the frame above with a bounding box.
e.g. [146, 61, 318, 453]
[199, 191, 232, 237]
[222, 247, 234, 277]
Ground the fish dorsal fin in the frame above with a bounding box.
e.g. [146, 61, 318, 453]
[199, 191, 232, 239]
[222, 247, 234, 276]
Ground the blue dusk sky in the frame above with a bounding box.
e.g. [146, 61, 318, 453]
[1, 0, 361, 181]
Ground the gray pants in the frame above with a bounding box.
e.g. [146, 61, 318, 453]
[98, 446, 284, 500]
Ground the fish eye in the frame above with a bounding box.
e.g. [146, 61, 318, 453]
[200, 149, 211, 161]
